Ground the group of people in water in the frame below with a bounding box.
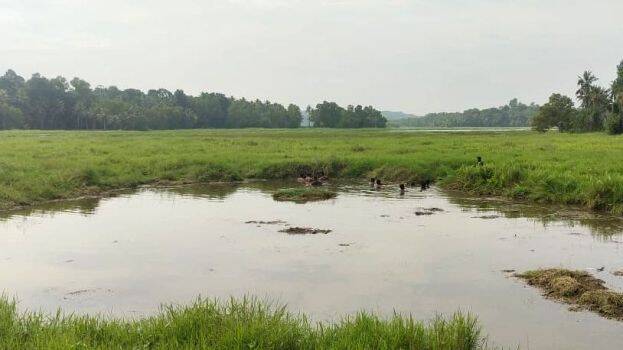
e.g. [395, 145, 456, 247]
[297, 173, 329, 186]
[296, 156, 484, 194]
[296, 173, 433, 195]
[370, 177, 430, 195]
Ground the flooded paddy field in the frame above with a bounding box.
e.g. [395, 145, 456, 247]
[1, 182, 623, 349]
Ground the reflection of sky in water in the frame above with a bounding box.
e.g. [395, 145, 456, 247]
[0, 182, 622, 349]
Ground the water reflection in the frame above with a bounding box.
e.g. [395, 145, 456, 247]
[445, 192, 623, 238]
[0, 197, 101, 221]
[2, 182, 621, 238]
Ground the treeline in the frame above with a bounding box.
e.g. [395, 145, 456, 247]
[0, 70, 389, 130]
[307, 102, 387, 128]
[0, 70, 303, 130]
[390, 99, 538, 128]
[533, 59, 623, 134]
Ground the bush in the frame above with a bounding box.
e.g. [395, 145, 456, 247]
[604, 113, 623, 135]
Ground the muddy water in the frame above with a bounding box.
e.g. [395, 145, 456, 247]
[1, 183, 623, 349]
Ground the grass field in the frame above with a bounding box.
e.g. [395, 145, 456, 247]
[0, 297, 487, 349]
[1, 129, 623, 213]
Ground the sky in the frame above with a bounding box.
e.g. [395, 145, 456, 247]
[1, 0, 622, 115]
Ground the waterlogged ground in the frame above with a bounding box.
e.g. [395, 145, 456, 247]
[1, 182, 623, 349]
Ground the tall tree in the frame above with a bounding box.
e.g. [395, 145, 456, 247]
[576, 71, 598, 108]
[532, 94, 575, 132]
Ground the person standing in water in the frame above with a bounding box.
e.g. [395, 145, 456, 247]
[399, 183, 406, 195]
[375, 179, 382, 190]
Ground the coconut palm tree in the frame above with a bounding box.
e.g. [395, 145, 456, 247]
[576, 71, 598, 108]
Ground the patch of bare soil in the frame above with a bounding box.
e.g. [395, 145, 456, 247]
[279, 227, 332, 235]
[515, 268, 623, 321]
[415, 207, 444, 216]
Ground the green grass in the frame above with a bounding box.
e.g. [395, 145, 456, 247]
[1, 129, 623, 214]
[272, 188, 337, 203]
[0, 297, 488, 350]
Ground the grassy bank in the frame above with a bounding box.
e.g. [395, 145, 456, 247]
[1, 129, 623, 214]
[0, 297, 487, 349]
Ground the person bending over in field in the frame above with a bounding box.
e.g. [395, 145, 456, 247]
[309, 176, 323, 187]
[318, 171, 328, 182]
[297, 173, 308, 183]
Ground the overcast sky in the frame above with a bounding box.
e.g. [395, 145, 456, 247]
[1, 0, 622, 114]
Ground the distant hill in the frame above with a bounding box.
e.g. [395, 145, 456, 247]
[381, 111, 417, 121]
[385, 99, 538, 128]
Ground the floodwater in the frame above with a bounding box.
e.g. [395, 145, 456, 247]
[1, 182, 623, 349]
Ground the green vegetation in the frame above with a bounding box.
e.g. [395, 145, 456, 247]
[388, 99, 537, 128]
[0, 69, 300, 130]
[0, 69, 386, 131]
[272, 188, 337, 203]
[516, 269, 623, 321]
[2, 129, 623, 215]
[532, 59, 623, 134]
[0, 297, 487, 349]
[308, 102, 387, 128]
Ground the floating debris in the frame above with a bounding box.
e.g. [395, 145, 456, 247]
[501, 269, 516, 273]
[245, 220, 287, 225]
[415, 207, 444, 216]
[67, 289, 91, 296]
[279, 227, 331, 235]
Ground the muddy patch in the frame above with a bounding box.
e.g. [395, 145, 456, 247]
[515, 268, 623, 321]
[245, 220, 287, 225]
[279, 227, 332, 235]
[415, 207, 444, 216]
[613, 270, 623, 277]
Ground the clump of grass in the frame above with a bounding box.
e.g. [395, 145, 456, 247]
[193, 164, 242, 182]
[272, 188, 337, 203]
[0, 297, 488, 349]
[515, 268, 623, 320]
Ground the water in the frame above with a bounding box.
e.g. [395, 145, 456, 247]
[1, 182, 622, 349]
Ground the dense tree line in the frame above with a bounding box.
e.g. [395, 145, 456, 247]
[390, 99, 538, 128]
[0, 70, 302, 130]
[307, 102, 387, 128]
[532, 59, 623, 134]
